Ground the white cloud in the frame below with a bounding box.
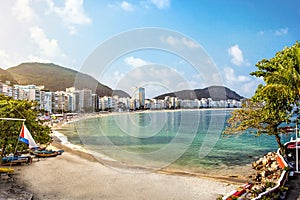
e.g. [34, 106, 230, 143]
[120, 1, 134, 11]
[124, 56, 151, 67]
[48, 0, 92, 34]
[150, 0, 170, 9]
[181, 37, 199, 48]
[111, 0, 170, 12]
[222, 67, 262, 97]
[162, 36, 179, 46]
[12, 0, 35, 23]
[104, 65, 190, 98]
[228, 44, 249, 66]
[274, 27, 288, 36]
[0, 49, 13, 69]
[0, 50, 53, 69]
[223, 67, 250, 83]
[29, 26, 63, 59]
[240, 78, 260, 97]
[27, 55, 51, 63]
[67, 26, 77, 35]
[102, 70, 126, 89]
[53, 0, 91, 24]
[161, 36, 199, 49]
[258, 28, 288, 37]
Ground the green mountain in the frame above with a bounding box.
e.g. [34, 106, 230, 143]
[6, 63, 112, 96]
[154, 86, 243, 101]
[1, 63, 242, 101]
[0, 68, 18, 85]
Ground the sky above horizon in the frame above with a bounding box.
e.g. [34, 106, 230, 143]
[0, 0, 299, 98]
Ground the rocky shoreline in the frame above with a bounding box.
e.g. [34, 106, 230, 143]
[220, 151, 288, 200]
[250, 152, 285, 197]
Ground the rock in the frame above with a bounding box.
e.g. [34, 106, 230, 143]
[228, 151, 283, 200]
[252, 161, 258, 168]
[267, 152, 273, 156]
[262, 158, 269, 166]
[261, 171, 266, 178]
[270, 161, 278, 170]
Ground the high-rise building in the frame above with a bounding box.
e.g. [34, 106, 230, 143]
[79, 89, 92, 112]
[138, 87, 145, 108]
[132, 87, 145, 109]
[92, 94, 99, 111]
[52, 91, 65, 113]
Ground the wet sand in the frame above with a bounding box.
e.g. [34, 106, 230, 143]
[13, 142, 239, 200]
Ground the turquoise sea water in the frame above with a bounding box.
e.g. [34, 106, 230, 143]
[58, 109, 293, 173]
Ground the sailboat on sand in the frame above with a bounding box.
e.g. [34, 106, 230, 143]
[23, 123, 64, 158]
[19, 123, 39, 149]
[18, 123, 64, 158]
[1, 120, 63, 166]
[1, 122, 36, 166]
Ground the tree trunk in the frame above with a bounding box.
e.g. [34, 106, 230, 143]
[1, 144, 6, 157]
[275, 133, 285, 155]
[1, 136, 7, 157]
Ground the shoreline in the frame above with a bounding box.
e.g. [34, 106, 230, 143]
[11, 139, 239, 200]
[51, 138, 250, 186]
[1, 109, 254, 200]
[50, 114, 253, 186]
[58, 107, 237, 125]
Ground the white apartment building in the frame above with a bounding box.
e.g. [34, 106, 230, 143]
[1, 83, 242, 113]
[42, 92, 52, 113]
[99, 96, 116, 111]
[0, 82, 13, 97]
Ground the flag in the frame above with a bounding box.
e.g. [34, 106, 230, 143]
[19, 123, 38, 148]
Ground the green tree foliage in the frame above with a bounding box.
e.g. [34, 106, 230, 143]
[0, 95, 51, 157]
[252, 41, 300, 98]
[224, 42, 300, 153]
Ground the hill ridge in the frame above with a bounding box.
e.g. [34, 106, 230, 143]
[154, 85, 243, 101]
[6, 62, 113, 97]
[1, 63, 243, 100]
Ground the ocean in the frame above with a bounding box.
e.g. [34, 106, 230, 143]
[56, 109, 293, 175]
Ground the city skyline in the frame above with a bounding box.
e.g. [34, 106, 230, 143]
[0, 0, 299, 98]
[0, 83, 242, 114]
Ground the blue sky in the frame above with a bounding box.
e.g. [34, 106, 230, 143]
[0, 0, 299, 98]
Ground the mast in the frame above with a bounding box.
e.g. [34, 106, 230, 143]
[0, 118, 26, 121]
[296, 122, 299, 172]
[0, 118, 26, 158]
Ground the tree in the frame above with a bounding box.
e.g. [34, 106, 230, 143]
[252, 41, 300, 98]
[0, 95, 51, 157]
[224, 41, 300, 153]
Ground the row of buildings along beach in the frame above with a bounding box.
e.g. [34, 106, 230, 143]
[0, 82, 242, 114]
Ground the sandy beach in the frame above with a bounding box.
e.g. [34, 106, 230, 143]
[1, 110, 250, 200]
[12, 143, 237, 200]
